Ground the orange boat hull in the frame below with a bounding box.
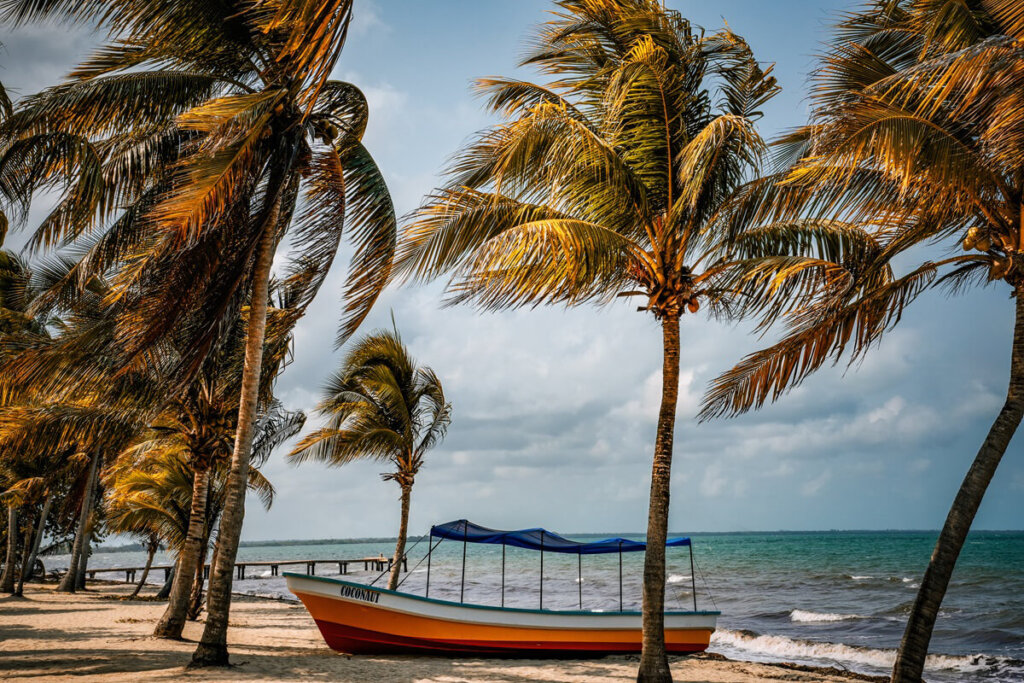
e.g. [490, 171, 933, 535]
[287, 574, 718, 656]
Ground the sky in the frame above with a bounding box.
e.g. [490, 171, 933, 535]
[0, 1, 1020, 541]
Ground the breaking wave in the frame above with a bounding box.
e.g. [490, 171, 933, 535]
[711, 628, 1023, 677]
[790, 609, 863, 623]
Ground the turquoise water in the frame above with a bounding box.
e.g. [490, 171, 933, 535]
[67, 530, 1024, 681]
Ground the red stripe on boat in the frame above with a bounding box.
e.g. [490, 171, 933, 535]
[313, 619, 708, 656]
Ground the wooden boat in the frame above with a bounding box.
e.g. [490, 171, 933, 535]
[286, 519, 719, 656]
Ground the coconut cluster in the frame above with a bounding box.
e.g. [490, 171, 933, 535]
[963, 227, 1016, 282]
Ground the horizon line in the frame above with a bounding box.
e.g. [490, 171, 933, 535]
[94, 527, 1024, 551]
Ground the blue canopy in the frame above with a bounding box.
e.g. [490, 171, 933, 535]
[430, 520, 690, 555]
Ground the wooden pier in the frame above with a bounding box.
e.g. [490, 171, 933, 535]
[85, 555, 406, 584]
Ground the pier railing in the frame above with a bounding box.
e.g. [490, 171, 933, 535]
[82, 555, 407, 584]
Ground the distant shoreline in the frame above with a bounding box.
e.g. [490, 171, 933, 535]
[91, 528, 1024, 553]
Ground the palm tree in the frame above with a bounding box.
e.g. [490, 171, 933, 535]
[698, 2, 1024, 681]
[289, 329, 451, 591]
[0, 0, 397, 664]
[147, 393, 300, 636]
[0, 256, 301, 628]
[392, 2, 839, 678]
[0, 478, 21, 593]
[105, 415, 283, 603]
[150, 285, 304, 639]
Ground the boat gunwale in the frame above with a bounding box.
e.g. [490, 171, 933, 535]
[283, 572, 721, 618]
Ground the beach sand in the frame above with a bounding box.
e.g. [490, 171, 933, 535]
[0, 583, 883, 682]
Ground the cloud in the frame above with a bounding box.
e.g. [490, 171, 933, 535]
[800, 469, 831, 497]
[3, 2, 1021, 540]
[350, 1, 389, 37]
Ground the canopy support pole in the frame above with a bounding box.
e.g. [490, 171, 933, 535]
[539, 531, 544, 610]
[618, 541, 623, 612]
[501, 541, 506, 608]
[460, 524, 467, 604]
[689, 542, 697, 611]
[577, 549, 582, 610]
[425, 533, 432, 598]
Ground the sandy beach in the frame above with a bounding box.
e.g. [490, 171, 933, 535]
[0, 583, 885, 682]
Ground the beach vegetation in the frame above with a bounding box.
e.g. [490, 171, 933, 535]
[699, 1, 1024, 680]
[0, 0, 396, 665]
[394, 1, 862, 678]
[289, 328, 452, 591]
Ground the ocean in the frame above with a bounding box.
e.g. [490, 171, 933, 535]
[52, 530, 1024, 681]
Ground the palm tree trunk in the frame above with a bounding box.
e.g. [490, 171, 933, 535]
[15, 509, 36, 596]
[25, 493, 53, 584]
[130, 538, 158, 599]
[891, 291, 1024, 683]
[637, 313, 681, 683]
[192, 223, 278, 667]
[187, 530, 209, 620]
[156, 559, 176, 600]
[76, 512, 95, 590]
[1, 505, 18, 593]
[204, 526, 220, 612]
[387, 482, 413, 590]
[155, 464, 212, 637]
[57, 451, 99, 593]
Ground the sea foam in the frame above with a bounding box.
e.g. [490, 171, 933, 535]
[790, 609, 862, 623]
[711, 628, 1019, 676]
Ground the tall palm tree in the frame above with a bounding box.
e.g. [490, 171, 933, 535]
[0, 0, 396, 665]
[0, 255, 301, 629]
[699, 2, 1024, 681]
[392, 2, 844, 678]
[150, 283, 304, 639]
[289, 329, 450, 591]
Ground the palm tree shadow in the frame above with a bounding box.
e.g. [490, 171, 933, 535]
[0, 646, 185, 678]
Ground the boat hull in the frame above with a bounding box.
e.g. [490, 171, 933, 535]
[286, 573, 718, 656]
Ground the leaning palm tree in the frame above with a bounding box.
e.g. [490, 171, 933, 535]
[392, 2, 835, 678]
[105, 423, 281, 604]
[147, 392, 300, 636]
[150, 281, 305, 640]
[289, 329, 451, 591]
[0, 0, 396, 665]
[699, 2, 1024, 681]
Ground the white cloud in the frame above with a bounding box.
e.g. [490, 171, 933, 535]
[350, 0, 389, 37]
[801, 469, 832, 497]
